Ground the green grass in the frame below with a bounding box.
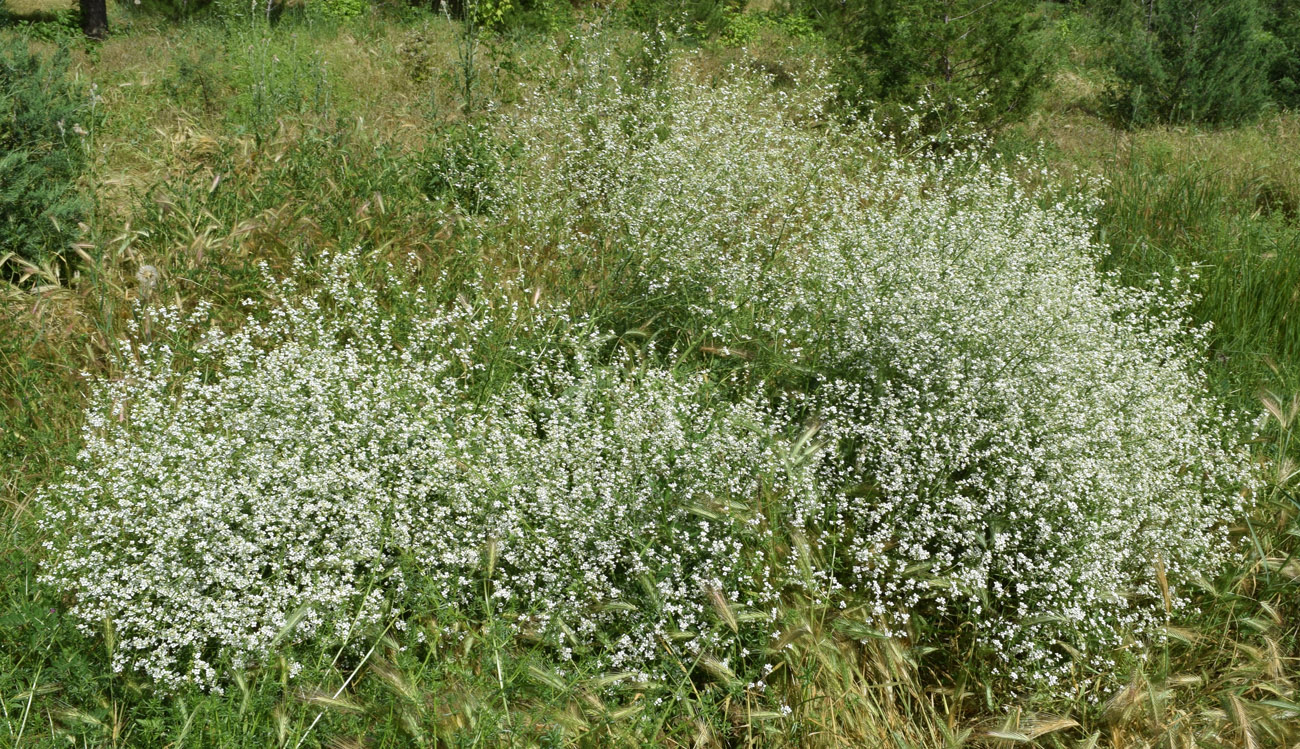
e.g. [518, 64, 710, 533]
[1020, 2, 1300, 409]
[1, 3, 1299, 747]
[1013, 113, 1300, 410]
[1098, 141, 1300, 404]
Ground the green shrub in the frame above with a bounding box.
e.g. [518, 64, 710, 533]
[5, 5, 81, 42]
[621, 0, 742, 39]
[308, 0, 366, 20]
[1107, 0, 1275, 126]
[398, 25, 440, 83]
[718, 6, 817, 47]
[225, 30, 332, 138]
[161, 50, 227, 113]
[0, 39, 95, 268]
[438, 0, 513, 28]
[1265, 0, 1300, 108]
[502, 0, 572, 33]
[800, 0, 1051, 131]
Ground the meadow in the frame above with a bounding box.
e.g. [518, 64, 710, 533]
[2, 1, 1299, 746]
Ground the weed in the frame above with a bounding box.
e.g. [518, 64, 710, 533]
[0, 38, 97, 269]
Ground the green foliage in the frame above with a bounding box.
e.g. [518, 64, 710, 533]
[1107, 0, 1276, 126]
[439, 0, 513, 28]
[161, 49, 226, 112]
[3, 5, 81, 41]
[0, 39, 94, 268]
[1095, 143, 1300, 401]
[621, 0, 743, 39]
[470, 0, 511, 27]
[397, 25, 440, 83]
[128, 124, 438, 273]
[1265, 0, 1300, 108]
[717, 6, 817, 47]
[417, 123, 505, 214]
[226, 30, 333, 138]
[800, 0, 1051, 131]
[309, 0, 366, 20]
[503, 0, 572, 33]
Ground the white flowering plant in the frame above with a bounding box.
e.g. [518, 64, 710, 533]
[505, 41, 1256, 688]
[39, 251, 805, 690]
[39, 36, 1257, 698]
[39, 255, 470, 688]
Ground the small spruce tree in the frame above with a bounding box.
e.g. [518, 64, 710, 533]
[1264, 0, 1300, 109]
[800, 0, 1051, 132]
[1108, 0, 1275, 126]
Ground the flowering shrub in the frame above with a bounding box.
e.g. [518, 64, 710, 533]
[39, 252, 798, 689]
[508, 44, 1255, 686]
[510, 45, 845, 344]
[39, 257, 467, 688]
[799, 179, 1255, 685]
[418, 124, 507, 216]
[40, 39, 1255, 694]
[429, 356, 796, 673]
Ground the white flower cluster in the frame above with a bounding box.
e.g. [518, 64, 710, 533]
[508, 43, 1255, 685]
[40, 252, 796, 689]
[510, 45, 846, 346]
[41, 38, 1255, 692]
[801, 186, 1254, 684]
[427, 357, 796, 672]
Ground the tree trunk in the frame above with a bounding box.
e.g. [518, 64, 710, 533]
[80, 0, 107, 40]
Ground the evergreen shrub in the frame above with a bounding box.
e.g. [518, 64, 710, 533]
[1107, 0, 1275, 126]
[799, 0, 1051, 131]
[1265, 0, 1300, 108]
[0, 39, 95, 266]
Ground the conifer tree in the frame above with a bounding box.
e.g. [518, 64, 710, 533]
[801, 0, 1051, 131]
[1108, 0, 1274, 125]
[1265, 0, 1300, 108]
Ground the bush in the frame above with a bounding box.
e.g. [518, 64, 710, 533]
[799, 0, 1051, 131]
[308, 0, 366, 20]
[0, 39, 95, 267]
[40, 36, 1256, 697]
[620, 0, 742, 38]
[509, 43, 1254, 687]
[1265, 0, 1300, 108]
[397, 25, 440, 83]
[717, 7, 817, 47]
[1107, 0, 1275, 126]
[161, 50, 226, 112]
[438, 0, 513, 28]
[39, 251, 797, 689]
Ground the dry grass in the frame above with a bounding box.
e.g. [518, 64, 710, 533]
[2, 0, 73, 15]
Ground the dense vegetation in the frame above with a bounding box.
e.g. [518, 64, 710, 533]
[2, 0, 1299, 746]
[0, 37, 94, 267]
